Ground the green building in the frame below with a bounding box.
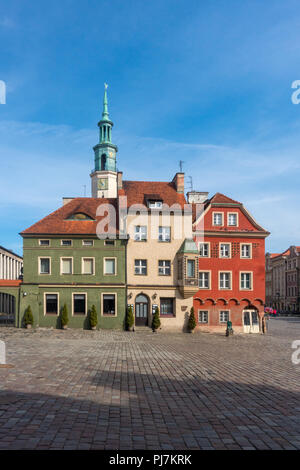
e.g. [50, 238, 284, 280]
[17, 86, 127, 329]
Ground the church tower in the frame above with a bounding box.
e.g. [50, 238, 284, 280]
[90, 84, 118, 198]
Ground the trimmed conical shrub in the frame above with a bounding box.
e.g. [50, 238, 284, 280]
[23, 306, 33, 326]
[126, 305, 134, 330]
[89, 304, 98, 329]
[152, 306, 161, 331]
[188, 306, 196, 331]
[61, 303, 69, 328]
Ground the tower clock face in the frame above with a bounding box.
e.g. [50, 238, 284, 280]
[98, 178, 108, 190]
[108, 150, 114, 158]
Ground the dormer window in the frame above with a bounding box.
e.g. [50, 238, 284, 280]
[213, 212, 223, 226]
[67, 213, 94, 221]
[148, 200, 162, 209]
[228, 213, 238, 226]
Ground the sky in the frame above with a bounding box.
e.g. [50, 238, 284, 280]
[1, 0, 300, 255]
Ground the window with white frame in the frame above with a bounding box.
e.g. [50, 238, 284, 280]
[39, 258, 50, 274]
[134, 226, 147, 241]
[220, 243, 230, 258]
[199, 243, 209, 257]
[213, 212, 223, 226]
[73, 294, 86, 315]
[219, 311, 229, 323]
[187, 259, 195, 278]
[82, 240, 94, 246]
[198, 310, 208, 323]
[199, 271, 210, 289]
[39, 239, 50, 246]
[45, 294, 58, 315]
[148, 200, 163, 209]
[228, 213, 238, 226]
[158, 260, 171, 276]
[135, 259, 147, 275]
[104, 258, 116, 275]
[61, 239, 72, 246]
[160, 298, 174, 316]
[82, 258, 94, 275]
[219, 272, 231, 289]
[105, 240, 115, 246]
[240, 272, 252, 290]
[103, 294, 116, 315]
[158, 226, 171, 242]
[241, 244, 251, 258]
[61, 258, 72, 275]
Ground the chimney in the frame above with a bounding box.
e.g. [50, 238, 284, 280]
[62, 197, 75, 206]
[187, 191, 209, 204]
[117, 171, 123, 190]
[172, 172, 184, 193]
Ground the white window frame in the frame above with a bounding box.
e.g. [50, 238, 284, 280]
[104, 240, 115, 246]
[148, 201, 163, 209]
[158, 260, 171, 276]
[219, 243, 231, 258]
[219, 310, 230, 323]
[199, 242, 210, 257]
[212, 212, 224, 226]
[198, 271, 211, 289]
[240, 271, 253, 291]
[240, 243, 252, 259]
[227, 212, 239, 227]
[198, 310, 209, 324]
[158, 226, 171, 242]
[61, 239, 73, 246]
[39, 239, 50, 246]
[219, 271, 232, 290]
[101, 292, 118, 317]
[81, 257, 95, 275]
[60, 257, 73, 275]
[134, 259, 147, 275]
[134, 225, 147, 242]
[82, 240, 94, 247]
[38, 256, 51, 275]
[72, 292, 87, 316]
[104, 257, 117, 276]
[44, 292, 59, 316]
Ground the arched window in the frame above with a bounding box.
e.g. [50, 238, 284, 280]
[101, 154, 107, 171]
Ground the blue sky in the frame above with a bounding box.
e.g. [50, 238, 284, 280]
[1, 0, 300, 255]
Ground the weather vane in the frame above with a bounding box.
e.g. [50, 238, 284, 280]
[104, 83, 108, 90]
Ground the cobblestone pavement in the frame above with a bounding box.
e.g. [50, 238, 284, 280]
[0, 318, 300, 450]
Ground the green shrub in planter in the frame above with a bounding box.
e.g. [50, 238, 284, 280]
[188, 306, 196, 332]
[61, 304, 69, 329]
[23, 306, 33, 328]
[152, 306, 161, 332]
[126, 305, 134, 331]
[89, 304, 98, 330]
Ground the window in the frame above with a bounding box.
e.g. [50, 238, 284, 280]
[158, 226, 171, 242]
[198, 310, 208, 323]
[158, 260, 171, 276]
[104, 258, 116, 275]
[39, 239, 50, 246]
[148, 200, 163, 209]
[73, 294, 86, 315]
[220, 243, 231, 258]
[219, 272, 231, 289]
[135, 259, 147, 275]
[82, 258, 94, 275]
[160, 298, 174, 316]
[45, 294, 58, 315]
[219, 311, 229, 323]
[199, 272, 210, 289]
[39, 258, 50, 274]
[104, 240, 115, 246]
[134, 226, 147, 242]
[228, 213, 238, 226]
[199, 243, 209, 257]
[213, 212, 223, 226]
[240, 273, 252, 290]
[82, 240, 94, 246]
[61, 258, 72, 275]
[241, 244, 251, 258]
[187, 259, 195, 278]
[103, 294, 116, 316]
[61, 239, 72, 246]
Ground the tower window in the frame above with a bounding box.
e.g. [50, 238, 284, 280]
[101, 154, 107, 171]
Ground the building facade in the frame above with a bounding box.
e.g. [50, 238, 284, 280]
[192, 192, 269, 333]
[0, 246, 23, 280]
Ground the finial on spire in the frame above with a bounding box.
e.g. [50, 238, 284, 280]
[102, 82, 109, 121]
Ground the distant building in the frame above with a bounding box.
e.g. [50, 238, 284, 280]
[0, 246, 23, 280]
[265, 246, 300, 312]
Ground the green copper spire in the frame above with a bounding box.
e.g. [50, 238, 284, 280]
[102, 83, 110, 122]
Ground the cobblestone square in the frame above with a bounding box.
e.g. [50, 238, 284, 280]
[0, 318, 300, 450]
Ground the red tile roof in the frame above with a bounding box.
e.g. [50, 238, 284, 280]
[21, 198, 119, 236]
[209, 192, 241, 205]
[0, 280, 22, 287]
[122, 181, 186, 208]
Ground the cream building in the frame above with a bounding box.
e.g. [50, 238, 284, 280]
[0, 246, 23, 280]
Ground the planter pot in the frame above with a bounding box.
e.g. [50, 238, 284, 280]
[128, 326, 134, 332]
[91, 326, 97, 330]
[26, 324, 32, 329]
[188, 329, 195, 334]
[152, 329, 158, 333]
[62, 325, 68, 330]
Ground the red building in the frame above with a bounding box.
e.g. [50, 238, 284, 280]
[191, 192, 269, 333]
